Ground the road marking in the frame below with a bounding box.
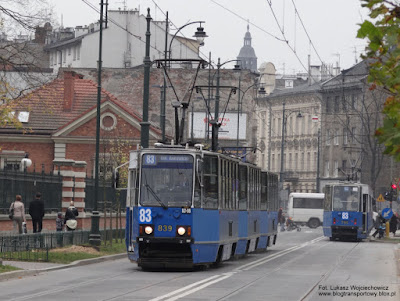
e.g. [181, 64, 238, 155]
[151, 236, 325, 301]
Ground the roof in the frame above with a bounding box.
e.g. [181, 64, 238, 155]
[0, 72, 161, 136]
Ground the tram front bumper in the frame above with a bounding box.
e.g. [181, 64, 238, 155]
[137, 237, 194, 244]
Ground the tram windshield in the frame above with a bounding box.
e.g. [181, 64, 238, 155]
[332, 185, 360, 211]
[140, 154, 194, 207]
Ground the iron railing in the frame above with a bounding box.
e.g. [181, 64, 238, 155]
[0, 229, 125, 262]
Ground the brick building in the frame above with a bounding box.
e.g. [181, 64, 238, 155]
[0, 70, 162, 216]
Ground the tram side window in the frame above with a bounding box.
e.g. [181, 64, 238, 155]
[239, 165, 247, 210]
[261, 173, 268, 210]
[203, 155, 218, 209]
[128, 169, 138, 207]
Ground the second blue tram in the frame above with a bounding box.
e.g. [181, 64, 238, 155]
[125, 144, 279, 269]
[323, 182, 374, 241]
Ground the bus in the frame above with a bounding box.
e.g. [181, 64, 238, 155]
[287, 192, 325, 228]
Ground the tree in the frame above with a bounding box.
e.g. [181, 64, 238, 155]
[357, 0, 400, 160]
[0, 1, 55, 129]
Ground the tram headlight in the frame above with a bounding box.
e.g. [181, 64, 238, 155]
[177, 226, 186, 236]
[176, 226, 191, 237]
[144, 226, 153, 235]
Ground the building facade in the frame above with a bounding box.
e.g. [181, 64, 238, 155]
[45, 9, 201, 73]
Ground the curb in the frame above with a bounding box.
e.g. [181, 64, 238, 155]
[0, 253, 126, 282]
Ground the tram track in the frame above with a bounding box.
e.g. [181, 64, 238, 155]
[299, 241, 360, 301]
[150, 236, 325, 301]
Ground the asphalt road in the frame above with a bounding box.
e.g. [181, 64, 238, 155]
[0, 228, 398, 301]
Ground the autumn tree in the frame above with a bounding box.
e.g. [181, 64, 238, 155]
[357, 0, 400, 160]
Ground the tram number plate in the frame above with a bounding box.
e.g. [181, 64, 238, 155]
[182, 208, 191, 214]
[157, 225, 173, 232]
[342, 221, 348, 225]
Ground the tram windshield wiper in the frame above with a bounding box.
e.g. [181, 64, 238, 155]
[145, 184, 167, 209]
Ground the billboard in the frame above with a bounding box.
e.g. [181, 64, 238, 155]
[188, 112, 247, 140]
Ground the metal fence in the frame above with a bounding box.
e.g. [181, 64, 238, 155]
[0, 229, 125, 262]
[0, 167, 63, 214]
[85, 177, 127, 212]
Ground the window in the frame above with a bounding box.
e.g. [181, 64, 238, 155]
[261, 112, 266, 138]
[326, 129, 331, 145]
[334, 129, 339, 145]
[342, 160, 347, 172]
[203, 156, 218, 209]
[326, 97, 331, 113]
[68, 47, 71, 55]
[343, 128, 348, 145]
[343, 95, 348, 111]
[238, 165, 247, 210]
[73, 47, 76, 61]
[278, 118, 281, 136]
[295, 153, 298, 171]
[272, 154, 275, 171]
[300, 153, 304, 170]
[334, 96, 340, 113]
[314, 152, 317, 171]
[325, 161, 330, 177]
[307, 153, 311, 171]
[334, 161, 338, 177]
[351, 95, 357, 110]
[288, 153, 292, 170]
[293, 198, 324, 209]
[352, 127, 357, 143]
[62, 49, 66, 63]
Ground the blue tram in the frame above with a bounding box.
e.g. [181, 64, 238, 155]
[322, 182, 374, 241]
[124, 144, 279, 269]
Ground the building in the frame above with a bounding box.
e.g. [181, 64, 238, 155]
[45, 9, 202, 73]
[237, 25, 257, 73]
[256, 60, 400, 209]
[0, 71, 162, 213]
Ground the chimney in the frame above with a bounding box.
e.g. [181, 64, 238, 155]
[63, 71, 76, 111]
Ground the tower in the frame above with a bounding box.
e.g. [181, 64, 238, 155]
[237, 25, 257, 72]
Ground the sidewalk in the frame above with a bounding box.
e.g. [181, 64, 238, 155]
[0, 253, 126, 282]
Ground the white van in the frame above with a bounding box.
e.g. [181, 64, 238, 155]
[288, 193, 325, 228]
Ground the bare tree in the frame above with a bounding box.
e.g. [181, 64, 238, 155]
[0, 1, 56, 128]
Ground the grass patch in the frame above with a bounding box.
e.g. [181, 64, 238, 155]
[47, 240, 126, 264]
[0, 265, 21, 273]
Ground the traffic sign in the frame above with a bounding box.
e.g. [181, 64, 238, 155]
[377, 194, 385, 202]
[382, 208, 393, 220]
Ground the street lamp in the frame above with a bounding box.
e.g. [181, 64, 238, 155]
[89, 0, 105, 246]
[168, 21, 207, 62]
[280, 102, 303, 183]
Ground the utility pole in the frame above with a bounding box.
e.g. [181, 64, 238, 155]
[89, 0, 104, 246]
[316, 128, 321, 192]
[211, 58, 221, 152]
[280, 102, 286, 183]
[161, 11, 168, 142]
[140, 8, 152, 148]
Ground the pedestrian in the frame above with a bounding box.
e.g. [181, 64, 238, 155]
[280, 213, 286, 232]
[29, 192, 45, 233]
[278, 207, 283, 230]
[9, 195, 26, 234]
[371, 213, 385, 239]
[64, 201, 78, 231]
[389, 214, 397, 237]
[56, 212, 64, 232]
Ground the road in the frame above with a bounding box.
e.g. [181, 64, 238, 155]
[0, 228, 398, 301]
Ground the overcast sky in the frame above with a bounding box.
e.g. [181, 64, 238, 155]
[48, 0, 369, 75]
